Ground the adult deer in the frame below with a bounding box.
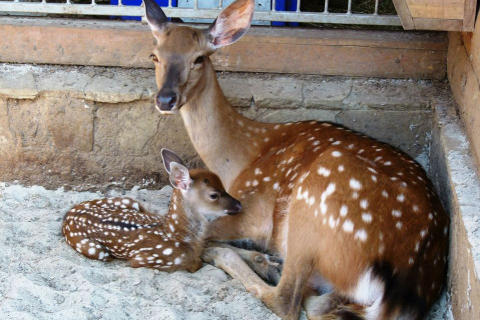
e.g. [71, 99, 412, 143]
[143, 0, 449, 319]
[63, 149, 242, 272]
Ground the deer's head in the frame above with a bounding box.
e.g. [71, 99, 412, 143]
[144, 0, 255, 114]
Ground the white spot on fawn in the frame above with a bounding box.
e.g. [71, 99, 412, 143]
[332, 151, 342, 157]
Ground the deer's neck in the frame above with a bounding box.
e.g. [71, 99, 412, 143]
[180, 63, 264, 190]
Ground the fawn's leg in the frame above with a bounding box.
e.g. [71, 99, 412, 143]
[75, 239, 113, 262]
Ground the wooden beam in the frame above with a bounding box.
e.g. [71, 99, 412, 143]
[406, 0, 464, 20]
[392, 0, 416, 30]
[0, 17, 448, 79]
[463, 0, 477, 31]
[413, 18, 464, 31]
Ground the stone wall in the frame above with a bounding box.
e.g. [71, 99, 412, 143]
[0, 64, 447, 191]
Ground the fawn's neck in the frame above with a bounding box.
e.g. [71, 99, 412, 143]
[165, 189, 207, 241]
[180, 61, 268, 190]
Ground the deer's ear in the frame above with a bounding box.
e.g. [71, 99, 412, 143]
[169, 162, 192, 191]
[161, 148, 186, 174]
[144, 0, 169, 34]
[206, 0, 255, 49]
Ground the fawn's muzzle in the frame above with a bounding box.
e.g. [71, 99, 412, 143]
[225, 199, 242, 215]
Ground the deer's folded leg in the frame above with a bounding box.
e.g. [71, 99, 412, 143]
[207, 242, 283, 285]
[202, 246, 272, 297]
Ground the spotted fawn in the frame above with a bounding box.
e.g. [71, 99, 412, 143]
[62, 149, 242, 272]
[143, 0, 450, 318]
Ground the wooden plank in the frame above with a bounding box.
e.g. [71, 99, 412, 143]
[447, 32, 480, 166]
[464, 11, 480, 81]
[413, 18, 464, 31]
[0, 17, 448, 79]
[406, 0, 464, 20]
[463, 0, 477, 31]
[392, 0, 416, 30]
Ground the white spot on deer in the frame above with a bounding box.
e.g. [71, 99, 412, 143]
[343, 219, 354, 233]
[122, 199, 130, 205]
[317, 167, 331, 177]
[354, 229, 368, 242]
[313, 140, 320, 146]
[362, 213, 372, 223]
[252, 180, 259, 187]
[340, 205, 348, 217]
[169, 224, 175, 232]
[115, 201, 121, 206]
[245, 181, 251, 187]
[263, 177, 271, 182]
[174, 257, 182, 265]
[384, 161, 392, 166]
[415, 242, 420, 252]
[173, 204, 177, 210]
[371, 175, 377, 182]
[255, 168, 262, 175]
[264, 137, 270, 142]
[88, 247, 96, 255]
[332, 151, 342, 157]
[392, 210, 402, 217]
[274, 124, 280, 129]
[132, 202, 140, 211]
[273, 183, 280, 190]
[413, 205, 419, 212]
[163, 248, 173, 255]
[338, 165, 345, 172]
[328, 216, 339, 229]
[237, 120, 244, 127]
[396, 221, 403, 229]
[350, 179, 362, 190]
[381, 190, 388, 197]
[360, 199, 368, 209]
[420, 229, 428, 238]
[409, 257, 414, 265]
[308, 196, 316, 206]
[320, 183, 336, 215]
[397, 194, 405, 202]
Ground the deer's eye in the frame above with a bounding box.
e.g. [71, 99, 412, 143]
[150, 54, 159, 62]
[194, 56, 206, 64]
[209, 193, 219, 201]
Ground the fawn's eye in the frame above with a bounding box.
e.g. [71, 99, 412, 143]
[209, 193, 219, 201]
[150, 54, 158, 62]
[194, 56, 206, 64]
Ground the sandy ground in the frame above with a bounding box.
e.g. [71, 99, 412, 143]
[0, 183, 451, 320]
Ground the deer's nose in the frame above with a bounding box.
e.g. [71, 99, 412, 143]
[156, 90, 178, 111]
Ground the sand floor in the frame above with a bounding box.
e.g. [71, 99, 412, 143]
[0, 183, 451, 320]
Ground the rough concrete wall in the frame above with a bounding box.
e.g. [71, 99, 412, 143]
[430, 101, 480, 320]
[0, 64, 447, 191]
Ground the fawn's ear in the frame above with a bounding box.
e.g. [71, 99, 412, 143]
[169, 162, 192, 191]
[144, 0, 169, 34]
[206, 0, 255, 49]
[161, 148, 186, 174]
